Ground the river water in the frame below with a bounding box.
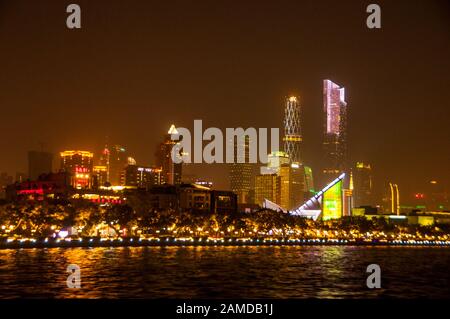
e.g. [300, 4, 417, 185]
[0, 246, 449, 298]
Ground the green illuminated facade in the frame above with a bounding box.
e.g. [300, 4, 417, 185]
[322, 178, 343, 220]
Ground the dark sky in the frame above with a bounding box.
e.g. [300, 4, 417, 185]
[0, 0, 449, 202]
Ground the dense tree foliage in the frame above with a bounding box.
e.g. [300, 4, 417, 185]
[0, 201, 449, 239]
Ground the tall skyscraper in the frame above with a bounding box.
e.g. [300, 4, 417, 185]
[28, 151, 53, 180]
[156, 125, 182, 185]
[323, 79, 348, 184]
[353, 162, 373, 207]
[281, 96, 309, 209]
[98, 143, 130, 186]
[254, 173, 280, 206]
[283, 96, 302, 163]
[289, 162, 306, 209]
[92, 165, 108, 188]
[60, 150, 94, 189]
[258, 151, 305, 210]
[229, 135, 253, 204]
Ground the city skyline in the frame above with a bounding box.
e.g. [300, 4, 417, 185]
[0, 0, 449, 200]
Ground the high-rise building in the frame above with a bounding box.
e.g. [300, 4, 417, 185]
[283, 96, 302, 163]
[28, 151, 53, 180]
[289, 162, 306, 209]
[281, 95, 311, 208]
[60, 150, 94, 189]
[98, 143, 129, 186]
[353, 162, 373, 207]
[323, 79, 348, 185]
[259, 151, 305, 210]
[254, 174, 280, 206]
[109, 145, 128, 186]
[124, 165, 162, 189]
[93, 165, 108, 188]
[156, 125, 182, 185]
[229, 135, 253, 204]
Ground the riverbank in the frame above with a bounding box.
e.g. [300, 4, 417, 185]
[1, 237, 450, 249]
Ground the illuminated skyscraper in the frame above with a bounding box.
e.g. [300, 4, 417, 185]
[229, 135, 253, 204]
[258, 151, 305, 210]
[60, 150, 94, 189]
[323, 79, 348, 184]
[98, 143, 128, 186]
[281, 96, 310, 207]
[254, 174, 280, 206]
[108, 145, 128, 186]
[92, 165, 108, 188]
[156, 125, 182, 185]
[283, 96, 302, 163]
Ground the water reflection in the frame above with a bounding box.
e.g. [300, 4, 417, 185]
[0, 246, 449, 298]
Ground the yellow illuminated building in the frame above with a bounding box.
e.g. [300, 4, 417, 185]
[255, 174, 280, 207]
[60, 150, 94, 189]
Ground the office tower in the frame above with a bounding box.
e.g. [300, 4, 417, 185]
[353, 162, 373, 207]
[124, 165, 162, 189]
[229, 135, 253, 204]
[283, 96, 302, 163]
[281, 95, 310, 207]
[268, 151, 290, 170]
[156, 124, 182, 185]
[109, 145, 128, 186]
[259, 151, 305, 210]
[93, 165, 108, 188]
[98, 143, 129, 186]
[60, 150, 94, 188]
[254, 174, 280, 206]
[28, 151, 53, 180]
[323, 79, 348, 184]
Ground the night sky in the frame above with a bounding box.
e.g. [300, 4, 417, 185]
[0, 0, 449, 201]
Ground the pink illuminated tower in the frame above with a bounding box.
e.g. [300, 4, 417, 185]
[323, 79, 348, 185]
